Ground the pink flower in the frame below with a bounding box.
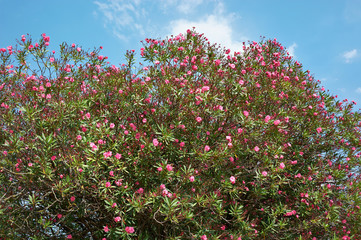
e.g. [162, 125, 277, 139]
[166, 164, 173, 171]
[265, 115, 271, 123]
[196, 117, 202, 123]
[153, 138, 159, 147]
[103, 151, 112, 158]
[316, 127, 322, 133]
[91, 144, 98, 151]
[262, 171, 268, 177]
[201, 235, 208, 240]
[42, 34, 50, 42]
[114, 216, 121, 222]
[78, 168, 83, 173]
[243, 111, 249, 117]
[189, 176, 195, 182]
[201, 86, 210, 92]
[180, 142, 185, 147]
[104, 225, 109, 232]
[273, 120, 280, 125]
[157, 167, 163, 172]
[137, 188, 144, 194]
[254, 146, 260, 152]
[284, 210, 296, 216]
[70, 196, 75, 202]
[230, 176, 236, 184]
[125, 226, 135, 234]
[115, 180, 122, 186]
[67, 235, 72, 239]
[109, 123, 115, 128]
[280, 162, 285, 169]
[106, 182, 111, 187]
[109, 171, 114, 176]
[115, 153, 122, 159]
[76, 135, 82, 140]
[57, 214, 62, 219]
[204, 145, 210, 152]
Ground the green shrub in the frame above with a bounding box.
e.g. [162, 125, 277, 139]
[1, 30, 360, 239]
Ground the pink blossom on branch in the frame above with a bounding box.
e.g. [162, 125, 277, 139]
[316, 127, 322, 133]
[125, 226, 135, 234]
[153, 138, 159, 147]
[230, 176, 236, 184]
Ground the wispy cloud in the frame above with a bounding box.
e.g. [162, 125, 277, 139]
[160, 0, 205, 14]
[94, 0, 249, 53]
[342, 49, 358, 63]
[287, 43, 297, 58]
[344, 0, 361, 23]
[356, 87, 361, 94]
[177, 0, 204, 14]
[161, 0, 203, 14]
[167, 2, 248, 53]
[94, 0, 146, 41]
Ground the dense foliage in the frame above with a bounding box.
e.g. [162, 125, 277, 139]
[1, 30, 361, 239]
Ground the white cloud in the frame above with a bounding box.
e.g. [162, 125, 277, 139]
[287, 43, 297, 58]
[168, 3, 248, 53]
[356, 87, 361, 94]
[177, 0, 204, 14]
[343, 49, 358, 63]
[94, 0, 248, 53]
[159, 0, 205, 14]
[94, 0, 145, 41]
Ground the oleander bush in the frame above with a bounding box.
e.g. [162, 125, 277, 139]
[1, 29, 361, 239]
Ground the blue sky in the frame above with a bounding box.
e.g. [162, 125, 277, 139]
[1, 0, 361, 108]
